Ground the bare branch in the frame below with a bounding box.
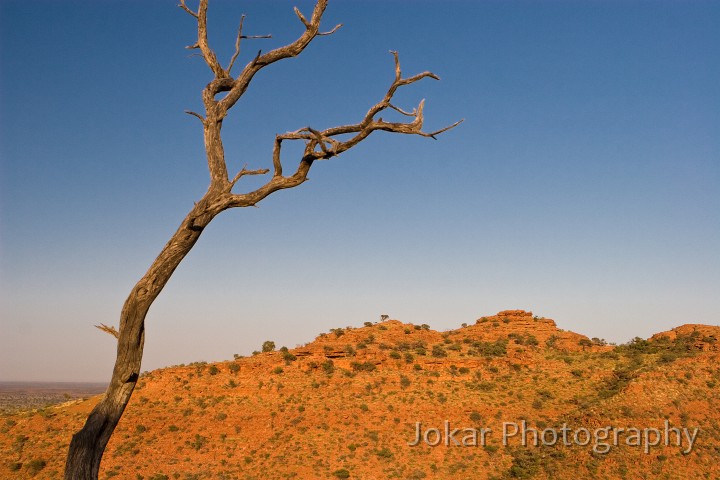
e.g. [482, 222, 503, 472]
[391, 50, 401, 81]
[223, 51, 461, 210]
[184, 110, 205, 122]
[251, 49, 263, 67]
[400, 71, 441, 86]
[227, 14, 247, 74]
[272, 137, 284, 177]
[294, 7, 311, 28]
[306, 127, 331, 154]
[417, 119, 465, 140]
[230, 164, 270, 188]
[318, 23, 343, 36]
[196, 0, 226, 79]
[95, 323, 119, 340]
[227, 15, 272, 74]
[388, 103, 417, 116]
[178, 0, 198, 18]
[217, 0, 331, 115]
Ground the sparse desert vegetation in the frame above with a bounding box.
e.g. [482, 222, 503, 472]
[1, 310, 719, 479]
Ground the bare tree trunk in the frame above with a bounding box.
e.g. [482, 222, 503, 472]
[64, 1, 458, 477]
[64, 193, 222, 478]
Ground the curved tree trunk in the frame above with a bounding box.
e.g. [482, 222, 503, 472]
[63, 1, 458, 477]
[64, 193, 224, 479]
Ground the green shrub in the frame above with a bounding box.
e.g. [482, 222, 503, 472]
[507, 448, 540, 479]
[431, 345, 447, 358]
[473, 340, 507, 357]
[26, 459, 46, 475]
[375, 447, 393, 459]
[189, 434, 207, 451]
[262, 340, 276, 352]
[208, 365, 220, 375]
[350, 361, 377, 372]
[333, 468, 351, 479]
[322, 360, 335, 376]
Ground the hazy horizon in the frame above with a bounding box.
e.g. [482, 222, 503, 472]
[1, 0, 718, 382]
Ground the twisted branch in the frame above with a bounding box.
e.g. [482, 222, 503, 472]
[178, 1, 460, 207]
[275, 51, 462, 158]
[223, 51, 462, 208]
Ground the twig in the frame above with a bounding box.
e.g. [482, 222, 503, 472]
[178, 0, 198, 18]
[184, 110, 205, 122]
[230, 164, 270, 188]
[95, 324, 119, 340]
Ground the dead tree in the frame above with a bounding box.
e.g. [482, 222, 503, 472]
[64, 1, 460, 478]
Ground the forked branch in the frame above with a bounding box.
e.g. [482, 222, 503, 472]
[227, 15, 272, 74]
[223, 51, 462, 208]
[178, 1, 460, 208]
[274, 51, 462, 162]
[181, 0, 340, 115]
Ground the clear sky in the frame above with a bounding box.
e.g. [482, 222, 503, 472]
[1, 1, 718, 382]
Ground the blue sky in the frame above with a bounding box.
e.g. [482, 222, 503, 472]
[1, 1, 718, 382]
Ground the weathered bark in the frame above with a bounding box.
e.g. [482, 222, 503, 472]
[65, 1, 459, 478]
[65, 193, 222, 478]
